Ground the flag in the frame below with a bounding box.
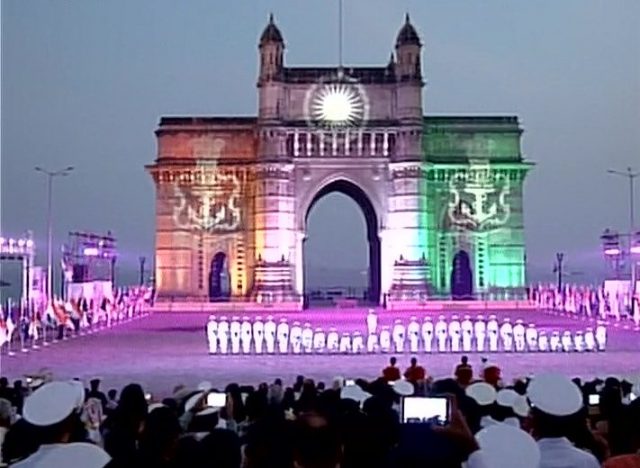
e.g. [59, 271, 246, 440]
[6, 311, 15, 341]
[0, 315, 7, 347]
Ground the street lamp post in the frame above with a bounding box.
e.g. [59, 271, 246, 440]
[35, 166, 74, 302]
[554, 252, 564, 291]
[139, 256, 146, 286]
[608, 167, 639, 317]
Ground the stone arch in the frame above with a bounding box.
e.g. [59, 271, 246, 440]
[301, 177, 381, 305]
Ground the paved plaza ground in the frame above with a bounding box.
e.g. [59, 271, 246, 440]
[1, 308, 639, 397]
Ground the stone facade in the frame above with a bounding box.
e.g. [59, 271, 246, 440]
[147, 15, 532, 306]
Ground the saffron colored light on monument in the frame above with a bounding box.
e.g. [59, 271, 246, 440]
[604, 248, 622, 256]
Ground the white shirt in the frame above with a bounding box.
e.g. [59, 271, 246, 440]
[537, 437, 600, 468]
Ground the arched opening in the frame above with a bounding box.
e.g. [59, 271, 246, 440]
[209, 252, 230, 301]
[451, 250, 473, 300]
[304, 180, 380, 307]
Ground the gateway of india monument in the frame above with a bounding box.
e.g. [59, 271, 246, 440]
[146, 15, 533, 310]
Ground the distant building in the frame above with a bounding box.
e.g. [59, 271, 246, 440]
[147, 15, 532, 307]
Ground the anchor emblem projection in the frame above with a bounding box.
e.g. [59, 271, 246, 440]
[446, 161, 511, 232]
[172, 138, 243, 232]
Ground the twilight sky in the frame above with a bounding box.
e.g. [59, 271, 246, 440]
[1, 0, 639, 295]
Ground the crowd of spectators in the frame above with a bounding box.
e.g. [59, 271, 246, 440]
[0, 356, 639, 467]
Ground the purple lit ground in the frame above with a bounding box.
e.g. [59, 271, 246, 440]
[2, 308, 639, 397]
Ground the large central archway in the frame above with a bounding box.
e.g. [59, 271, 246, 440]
[303, 179, 381, 307]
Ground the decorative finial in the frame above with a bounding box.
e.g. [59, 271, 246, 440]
[405, 12, 410, 24]
[269, 12, 274, 24]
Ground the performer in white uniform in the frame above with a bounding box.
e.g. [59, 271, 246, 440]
[573, 331, 584, 352]
[435, 316, 448, 352]
[327, 328, 339, 353]
[595, 322, 607, 351]
[461, 315, 473, 352]
[241, 316, 252, 354]
[538, 331, 549, 352]
[448, 315, 461, 352]
[474, 315, 486, 352]
[549, 331, 561, 352]
[339, 332, 351, 354]
[206, 315, 218, 354]
[302, 323, 314, 353]
[487, 315, 499, 352]
[217, 316, 229, 354]
[379, 326, 391, 353]
[313, 328, 326, 353]
[277, 318, 289, 354]
[407, 316, 420, 353]
[392, 319, 406, 353]
[561, 331, 573, 352]
[525, 324, 538, 352]
[230, 317, 241, 354]
[421, 317, 433, 353]
[352, 331, 364, 353]
[366, 309, 377, 336]
[584, 327, 596, 352]
[500, 318, 513, 352]
[367, 330, 378, 353]
[290, 321, 303, 354]
[264, 316, 276, 354]
[253, 316, 264, 354]
[513, 319, 526, 352]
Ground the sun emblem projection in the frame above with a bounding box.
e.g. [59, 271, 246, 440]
[311, 83, 364, 126]
[305, 75, 368, 131]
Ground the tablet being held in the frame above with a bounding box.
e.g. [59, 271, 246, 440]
[402, 396, 449, 425]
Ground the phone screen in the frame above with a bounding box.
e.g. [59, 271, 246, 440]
[402, 397, 449, 425]
[345, 379, 355, 386]
[207, 392, 226, 408]
[588, 394, 600, 405]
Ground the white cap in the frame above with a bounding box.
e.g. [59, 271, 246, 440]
[208, 315, 216, 320]
[423, 316, 431, 321]
[267, 315, 273, 320]
[528, 324, 535, 328]
[341, 385, 370, 403]
[148, 403, 166, 412]
[280, 318, 287, 322]
[304, 322, 311, 327]
[23, 381, 82, 426]
[293, 321, 300, 326]
[527, 374, 583, 416]
[489, 315, 496, 319]
[185, 391, 205, 413]
[36, 442, 111, 468]
[242, 316, 250, 321]
[476, 424, 540, 468]
[464, 315, 471, 319]
[255, 316, 262, 320]
[466, 382, 497, 406]
[503, 318, 511, 322]
[196, 407, 218, 417]
[197, 381, 212, 392]
[451, 315, 459, 320]
[220, 316, 227, 321]
[394, 319, 401, 324]
[410, 316, 417, 321]
[496, 389, 519, 407]
[439, 315, 446, 320]
[392, 380, 414, 396]
[232, 316, 240, 321]
[513, 395, 531, 418]
[516, 319, 523, 324]
[477, 315, 484, 320]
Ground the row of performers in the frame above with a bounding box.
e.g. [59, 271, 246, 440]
[206, 315, 608, 355]
[531, 283, 640, 323]
[0, 288, 152, 345]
